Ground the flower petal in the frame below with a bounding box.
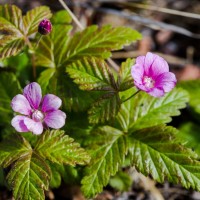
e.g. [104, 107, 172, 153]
[23, 82, 42, 109]
[144, 52, 169, 77]
[41, 94, 62, 112]
[131, 64, 144, 84]
[148, 88, 165, 97]
[11, 115, 29, 132]
[134, 81, 147, 91]
[155, 72, 177, 92]
[44, 110, 66, 129]
[136, 55, 145, 66]
[144, 52, 158, 75]
[11, 94, 32, 115]
[24, 118, 43, 135]
[151, 56, 169, 78]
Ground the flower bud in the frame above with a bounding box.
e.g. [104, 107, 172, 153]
[38, 19, 52, 35]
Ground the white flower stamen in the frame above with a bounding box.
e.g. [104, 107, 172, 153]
[32, 110, 44, 122]
[143, 76, 155, 88]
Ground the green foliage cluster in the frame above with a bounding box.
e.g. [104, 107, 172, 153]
[178, 80, 200, 157]
[0, 4, 200, 200]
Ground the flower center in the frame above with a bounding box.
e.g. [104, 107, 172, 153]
[32, 110, 44, 122]
[143, 76, 155, 89]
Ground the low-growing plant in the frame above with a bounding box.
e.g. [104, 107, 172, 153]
[0, 2, 200, 199]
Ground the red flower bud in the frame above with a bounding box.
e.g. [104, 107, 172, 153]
[38, 19, 52, 35]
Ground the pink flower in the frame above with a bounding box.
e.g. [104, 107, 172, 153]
[11, 82, 66, 135]
[131, 52, 177, 97]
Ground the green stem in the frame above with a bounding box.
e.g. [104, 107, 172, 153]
[34, 35, 43, 49]
[122, 90, 140, 103]
[25, 37, 36, 80]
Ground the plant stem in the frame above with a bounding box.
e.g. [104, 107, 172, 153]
[122, 90, 140, 103]
[35, 35, 43, 49]
[58, 0, 84, 30]
[25, 37, 36, 80]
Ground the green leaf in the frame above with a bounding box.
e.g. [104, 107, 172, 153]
[117, 58, 134, 91]
[0, 4, 23, 30]
[49, 162, 79, 188]
[129, 125, 200, 191]
[23, 6, 52, 36]
[62, 165, 79, 184]
[55, 73, 100, 112]
[0, 134, 31, 168]
[178, 80, 200, 115]
[88, 93, 121, 124]
[51, 10, 72, 24]
[0, 134, 51, 199]
[109, 171, 132, 191]
[0, 72, 21, 124]
[37, 68, 56, 93]
[35, 35, 55, 68]
[7, 152, 51, 200]
[66, 57, 117, 91]
[117, 88, 189, 132]
[48, 162, 65, 188]
[35, 130, 90, 166]
[63, 25, 141, 62]
[81, 126, 128, 198]
[4, 52, 29, 73]
[0, 4, 24, 58]
[35, 24, 72, 68]
[179, 122, 200, 157]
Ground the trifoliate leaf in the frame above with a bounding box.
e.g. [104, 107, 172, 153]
[88, 93, 121, 124]
[81, 126, 128, 198]
[0, 134, 31, 168]
[129, 125, 200, 191]
[63, 25, 141, 62]
[66, 57, 117, 91]
[0, 4, 24, 58]
[7, 152, 51, 200]
[23, 6, 52, 36]
[0, 72, 21, 124]
[35, 130, 90, 166]
[117, 88, 189, 132]
[117, 58, 134, 91]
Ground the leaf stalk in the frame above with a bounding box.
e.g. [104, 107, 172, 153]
[122, 90, 140, 103]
